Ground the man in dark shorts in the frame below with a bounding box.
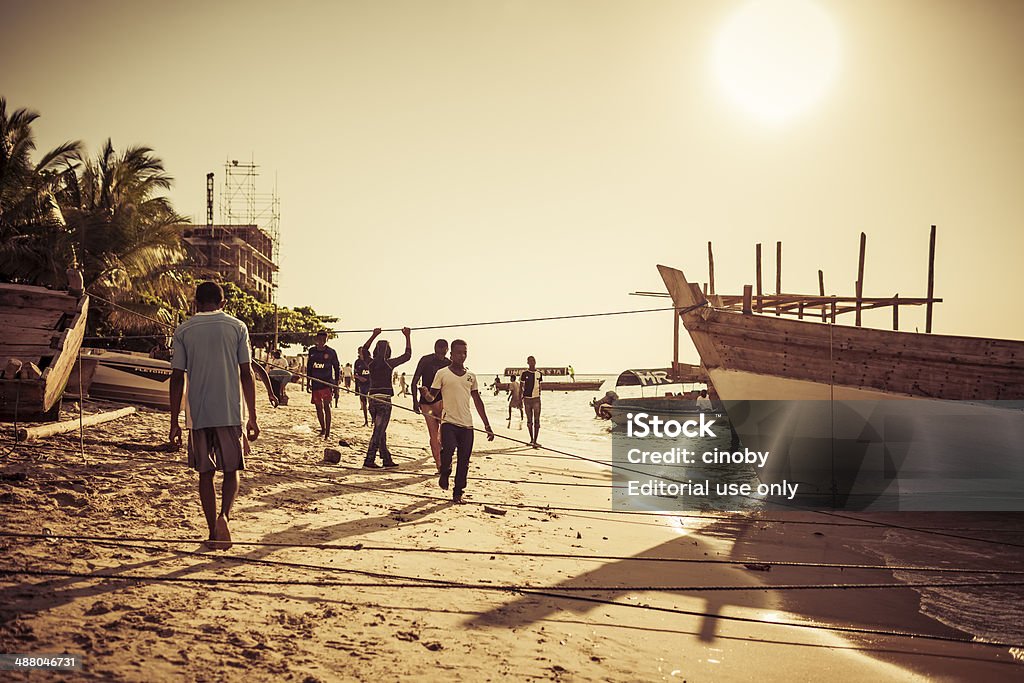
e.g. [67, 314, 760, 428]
[169, 281, 259, 550]
[520, 355, 542, 448]
[353, 346, 371, 426]
[422, 339, 494, 503]
[307, 331, 340, 440]
[411, 339, 450, 472]
[363, 326, 412, 468]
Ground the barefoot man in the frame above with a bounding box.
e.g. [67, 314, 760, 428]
[169, 281, 259, 550]
[411, 339, 450, 471]
[519, 355, 543, 448]
[307, 330, 340, 440]
[421, 339, 494, 504]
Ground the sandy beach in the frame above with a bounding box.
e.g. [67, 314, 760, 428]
[1, 391, 1022, 682]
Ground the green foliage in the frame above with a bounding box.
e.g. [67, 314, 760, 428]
[1, 96, 335, 349]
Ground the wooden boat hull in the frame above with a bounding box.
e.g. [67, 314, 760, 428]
[657, 264, 1024, 510]
[0, 284, 89, 422]
[85, 350, 173, 410]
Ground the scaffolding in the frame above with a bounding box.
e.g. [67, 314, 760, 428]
[181, 159, 281, 304]
[220, 159, 281, 301]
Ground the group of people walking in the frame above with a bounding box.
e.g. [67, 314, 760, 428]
[168, 281, 544, 547]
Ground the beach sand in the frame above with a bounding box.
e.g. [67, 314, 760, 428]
[1, 392, 1021, 681]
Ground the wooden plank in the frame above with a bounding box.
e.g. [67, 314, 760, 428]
[742, 285, 752, 315]
[17, 406, 136, 442]
[893, 295, 899, 331]
[0, 288, 79, 312]
[818, 270, 826, 322]
[856, 232, 866, 327]
[5, 328, 62, 347]
[0, 310, 66, 333]
[0, 345, 55, 365]
[775, 240, 782, 295]
[755, 243, 763, 313]
[41, 295, 89, 411]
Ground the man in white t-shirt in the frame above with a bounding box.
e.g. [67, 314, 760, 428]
[422, 339, 494, 504]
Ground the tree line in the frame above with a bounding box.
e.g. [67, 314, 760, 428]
[0, 97, 335, 350]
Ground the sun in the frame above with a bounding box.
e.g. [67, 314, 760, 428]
[712, 0, 841, 124]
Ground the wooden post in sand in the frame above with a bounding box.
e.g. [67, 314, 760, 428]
[16, 406, 136, 442]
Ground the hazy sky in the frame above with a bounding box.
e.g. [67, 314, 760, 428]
[3, 0, 1022, 373]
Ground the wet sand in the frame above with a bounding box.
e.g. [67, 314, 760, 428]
[1, 392, 1021, 681]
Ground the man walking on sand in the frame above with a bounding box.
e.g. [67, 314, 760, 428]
[169, 281, 259, 551]
[411, 339, 451, 472]
[520, 355, 543, 448]
[307, 331, 340, 440]
[422, 339, 494, 503]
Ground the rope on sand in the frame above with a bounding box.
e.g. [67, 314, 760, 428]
[3, 531, 1023, 575]
[2, 566, 1023, 650]
[8, 439, 1024, 543]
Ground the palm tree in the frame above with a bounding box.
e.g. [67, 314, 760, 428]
[0, 97, 82, 286]
[63, 139, 192, 336]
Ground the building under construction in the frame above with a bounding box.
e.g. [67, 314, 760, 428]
[181, 160, 280, 302]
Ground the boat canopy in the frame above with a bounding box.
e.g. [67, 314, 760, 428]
[503, 366, 569, 377]
[614, 369, 675, 388]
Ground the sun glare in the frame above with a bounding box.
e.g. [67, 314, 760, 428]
[712, 0, 841, 124]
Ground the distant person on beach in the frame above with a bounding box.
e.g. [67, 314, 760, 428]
[307, 331, 340, 440]
[169, 281, 259, 551]
[353, 347, 371, 427]
[493, 374, 501, 395]
[411, 339, 451, 472]
[568, 365, 575, 382]
[342, 363, 353, 390]
[696, 388, 713, 411]
[519, 356, 543, 447]
[392, 371, 398, 387]
[266, 349, 292, 405]
[507, 376, 524, 422]
[398, 372, 409, 397]
[421, 339, 494, 503]
[363, 327, 412, 468]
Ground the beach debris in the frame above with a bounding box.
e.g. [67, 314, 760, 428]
[337, 438, 351, 447]
[421, 641, 443, 651]
[18, 362, 42, 380]
[16, 406, 136, 442]
[577, 532, 582, 539]
[396, 631, 419, 642]
[323, 448, 341, 464]
[483, 505, 507, 516]
[742, 562, 771, 572]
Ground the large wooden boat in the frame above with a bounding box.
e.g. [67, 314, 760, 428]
[657, 264, 1024, 510]
[0, 282, 89, 421]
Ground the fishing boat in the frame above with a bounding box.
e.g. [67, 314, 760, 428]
[497, 366, 602, 391]
[657, 262, 1024, 511]
[0, 280, 89, 421]
[82, 349, 173, 410]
